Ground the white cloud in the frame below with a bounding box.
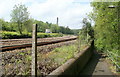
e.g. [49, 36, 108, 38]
[0, 0, 93, 29]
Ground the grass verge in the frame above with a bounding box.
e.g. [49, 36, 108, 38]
[4, 41, 88, 76]
[37, 42, 88, 76]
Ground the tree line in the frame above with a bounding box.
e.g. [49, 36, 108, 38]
[79, 1, 120, 71]
[1, 4, 74, 35]
[89, 1, 120, 71]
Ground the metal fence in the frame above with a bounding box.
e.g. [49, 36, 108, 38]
[106, 50, 120, 71]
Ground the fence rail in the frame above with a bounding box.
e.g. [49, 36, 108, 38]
[106, 50, 120, 70]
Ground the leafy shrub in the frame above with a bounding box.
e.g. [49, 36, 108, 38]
[2, 31, 20, 39]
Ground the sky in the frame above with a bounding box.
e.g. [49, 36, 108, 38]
[0, 0, 93, 29]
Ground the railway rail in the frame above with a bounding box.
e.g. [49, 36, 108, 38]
[0, 36, 77, 51]
[1, 36, 76, 46]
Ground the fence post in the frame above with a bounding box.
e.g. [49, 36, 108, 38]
[32, 24, 37, 77]
[78, 35, 80, 52]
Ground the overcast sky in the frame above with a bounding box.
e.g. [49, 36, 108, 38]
[0, 0, 93, 29]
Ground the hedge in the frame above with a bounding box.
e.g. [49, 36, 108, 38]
[2, 31, 63, 39]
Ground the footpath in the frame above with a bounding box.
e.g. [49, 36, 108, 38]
[79, 51, 117, 77]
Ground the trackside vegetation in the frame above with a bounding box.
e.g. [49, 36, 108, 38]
[89, 1, 120, 72]
[3, 40, 88, 76]
[2, 31, 63, 39]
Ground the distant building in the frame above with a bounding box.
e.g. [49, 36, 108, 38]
[45, 29, 52, 33]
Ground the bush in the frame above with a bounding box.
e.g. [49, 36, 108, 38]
[2, 31, 20, 39]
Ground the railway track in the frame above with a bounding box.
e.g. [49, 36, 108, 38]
[1, 36, 77, 51]
[1, 36, 76, 46]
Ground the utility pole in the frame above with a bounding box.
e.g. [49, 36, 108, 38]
[32, 24, 37, 77]
[57, 17, 58, 26]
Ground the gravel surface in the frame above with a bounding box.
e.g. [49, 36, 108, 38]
[1, 39, 77, 76]
[79, 51, 114, 76]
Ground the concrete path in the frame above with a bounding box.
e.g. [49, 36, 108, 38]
[79, 51, 115, 76]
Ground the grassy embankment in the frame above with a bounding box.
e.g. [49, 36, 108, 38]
[7, 41, 88, 75]
[38, 42, 88, 75]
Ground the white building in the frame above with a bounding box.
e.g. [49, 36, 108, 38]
[45, 29, 52, 33]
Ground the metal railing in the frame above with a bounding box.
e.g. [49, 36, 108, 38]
[106, 50, 120, 71]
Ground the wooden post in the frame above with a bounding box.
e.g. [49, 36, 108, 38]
[0, 53, 4, 76]
[32, 24, 37, 77]
[78, 33, 81, 52]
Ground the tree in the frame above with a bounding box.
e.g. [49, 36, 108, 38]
[24, 18, 34, 33]
[0, 18, 7, 31]
[0, 18, 16, 31]
[50, 24, 59, 33]
[59, 26, 66, 34]
[90, 1, 120, 71]
[11, 4, 29, 35]
[65, 26, 73, 34]
[80, 18, 94, 42]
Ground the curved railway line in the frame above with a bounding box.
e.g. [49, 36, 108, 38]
[1, 36, 76, 46]
[1, 36, 77, 51]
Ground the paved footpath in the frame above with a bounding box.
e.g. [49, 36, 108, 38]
[79, 51, 118, 77]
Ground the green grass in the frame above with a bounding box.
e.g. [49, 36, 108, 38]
[38, 43, 87, 65]
[47, 44, 77, 65]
